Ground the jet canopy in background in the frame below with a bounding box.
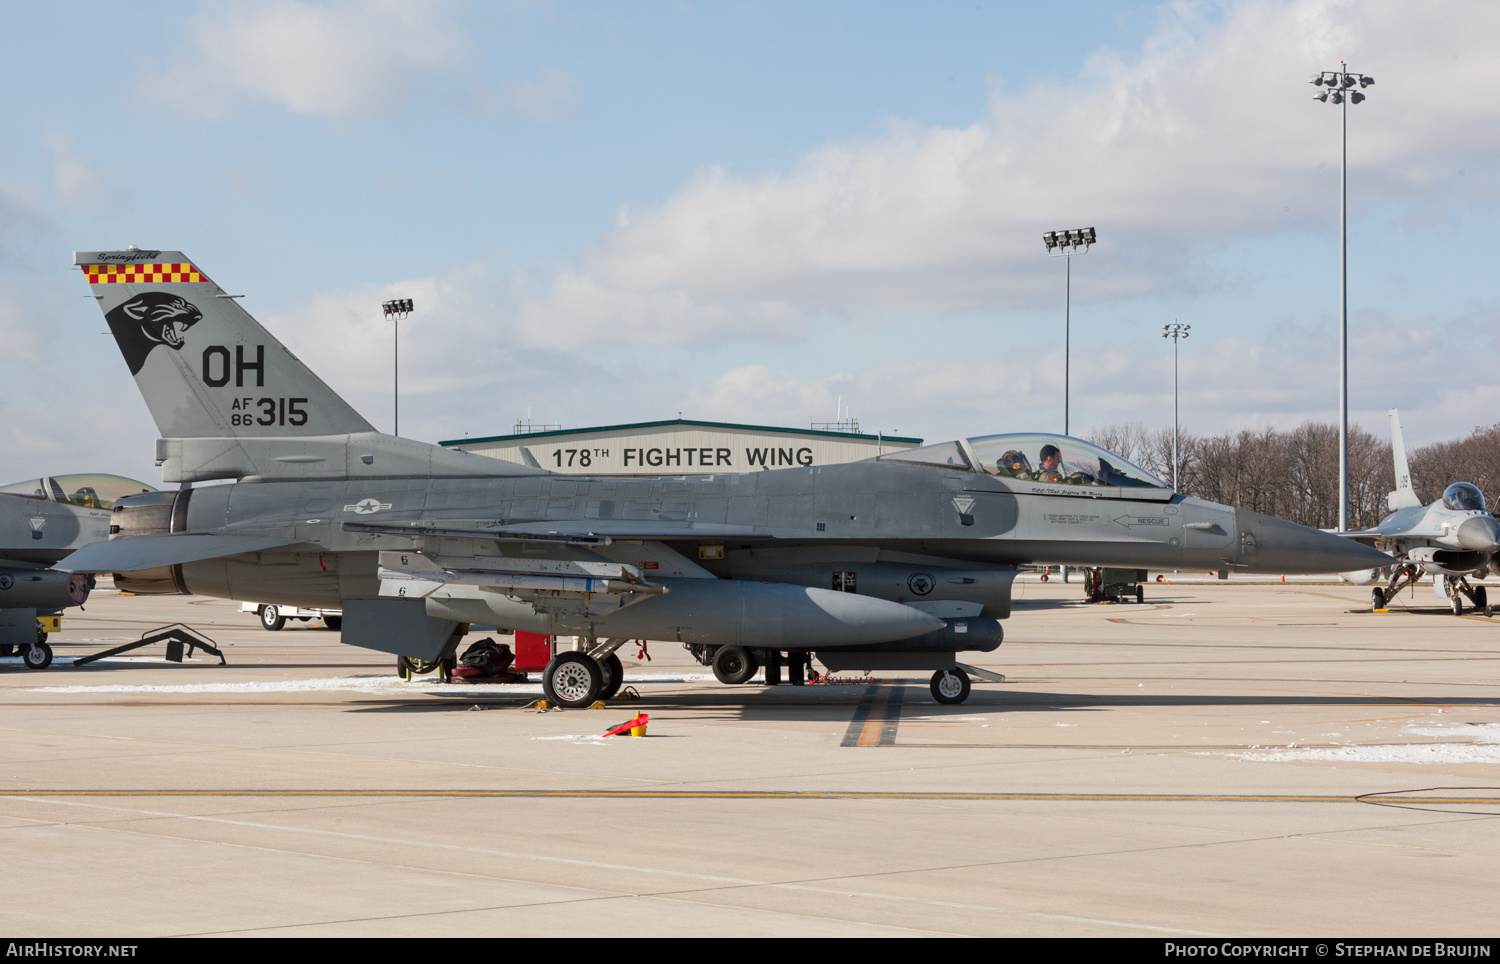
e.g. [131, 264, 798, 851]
[0, 474, 157, 510]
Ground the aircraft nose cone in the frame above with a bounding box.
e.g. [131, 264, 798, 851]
[1233, 509, 1394, 574]
[1457, 516, 1500, 551]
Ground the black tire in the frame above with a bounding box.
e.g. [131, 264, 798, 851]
[260, 605, 286, 631]
[1135, 586, 1144, 604]
[598, 652, 624, 700]
[930, 668, 971, 705]
[323, 615, 342, 631]
[712, 645, 757, 685]
[1371, 587, 1386, 609]
[397, 655, 438, 677]
[1474, 586, 1488, 611]
[542, 652, 602, 708]
[1452, 593, 1464, 615]
[23, 641, 53, 670]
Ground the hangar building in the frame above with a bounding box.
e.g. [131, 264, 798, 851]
[438, 419, 922, 477]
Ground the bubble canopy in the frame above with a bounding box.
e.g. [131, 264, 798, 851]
[1442, 482, 1485, 512]
[879, 433, 1169, 490]
[0, 474, 157, 509]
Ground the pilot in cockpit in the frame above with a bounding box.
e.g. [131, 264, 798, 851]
[1037, 444, 1064, 482]
[996, 450, 1033, 479]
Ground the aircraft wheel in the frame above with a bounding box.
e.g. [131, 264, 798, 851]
[1136, 586, 1144, 604]
[397, 655, 438, 676]
[930, 668, 971, 705]
[260, 605, 286, 631]
[23, 642, 53, 670]
[1474, 586, 1488, 611]
[1371, 587, 1386, 609]
[542, 652, 602, 708]
[323, 616, 342, 631]
[712, 645, 758, 685]
[1452, 593, 1464, 615]
[598, 652, 624, 700]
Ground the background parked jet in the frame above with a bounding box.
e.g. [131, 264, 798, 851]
[1340, 409, 1500, 614]
[0, 474, 153, 667]
[58, 249, 1391, 703]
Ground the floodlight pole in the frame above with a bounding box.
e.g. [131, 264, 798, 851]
[1042, 227, 1096, 437]
[1311, 63, 1372, 531]
[1341, 71, 1348, 533]
[382, 299, 414, 437]
[1163, 322, 1190, 490]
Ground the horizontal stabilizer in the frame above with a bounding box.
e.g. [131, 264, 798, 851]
[55, 533, 304, 573]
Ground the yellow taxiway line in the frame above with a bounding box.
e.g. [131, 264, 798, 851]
[2, 788, 1497, 804]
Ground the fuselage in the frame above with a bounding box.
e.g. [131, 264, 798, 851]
[113, 459, 1389, 624]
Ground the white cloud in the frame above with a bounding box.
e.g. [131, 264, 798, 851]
[45, 132, 96, 204]
[504, 66, 579, 123]
[154, 0, 575, 121]
[164, 0, 470, 118]
[517, 0, 1500, 328]
[133, 0, 1500, 457]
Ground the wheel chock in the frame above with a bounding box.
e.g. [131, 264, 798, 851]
[526, 699, 554, 711]
[602, 713, 648, 738]
[1373, 608, 1389, 613]
[589, 700, 607, 710]
[616, 686, 641, 701]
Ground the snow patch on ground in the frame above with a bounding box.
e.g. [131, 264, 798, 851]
[1233, 723, 1500, 764]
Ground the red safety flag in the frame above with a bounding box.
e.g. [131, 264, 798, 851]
[602, 713, 648, 738]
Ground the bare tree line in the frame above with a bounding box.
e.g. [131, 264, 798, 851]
[1087, 421, 1500, 530]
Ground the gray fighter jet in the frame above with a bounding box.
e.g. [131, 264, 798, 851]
[1340, 408, 1500, 615]
[57, 249, 1391, 704]
[0, 474, 152, 667]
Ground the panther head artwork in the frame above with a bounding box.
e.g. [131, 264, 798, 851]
[104, 293, 204, 375]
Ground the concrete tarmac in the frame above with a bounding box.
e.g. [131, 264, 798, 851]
[2, 580, 1498, 937]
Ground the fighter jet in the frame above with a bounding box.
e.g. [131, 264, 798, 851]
[56, 249, 1391, 704]
[1339, 408, 1500, 615]
[0, 474, 152, 667]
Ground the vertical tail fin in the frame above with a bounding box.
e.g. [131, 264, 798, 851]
[77, 249, 536, 483]
[76, 249, 374, 439]
[1388, 407, 1421, 510]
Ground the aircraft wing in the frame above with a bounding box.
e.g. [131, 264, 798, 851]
[342, 521, 774, 545]
[55, 533, 306, 573]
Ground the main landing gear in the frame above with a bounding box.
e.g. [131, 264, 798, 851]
[930, 668, 971, 705]
[1443, 576, 1491, 617]
[540, 639, 629, 708]
[1381, 566, 1494, 617]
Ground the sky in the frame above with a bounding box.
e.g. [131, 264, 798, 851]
[2, 0, 1497, 485]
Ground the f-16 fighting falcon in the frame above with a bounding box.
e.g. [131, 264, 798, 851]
[0, 474, 154, 667]
[57, 249, 1392, 704]
[1340, 408, 1500, 615]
